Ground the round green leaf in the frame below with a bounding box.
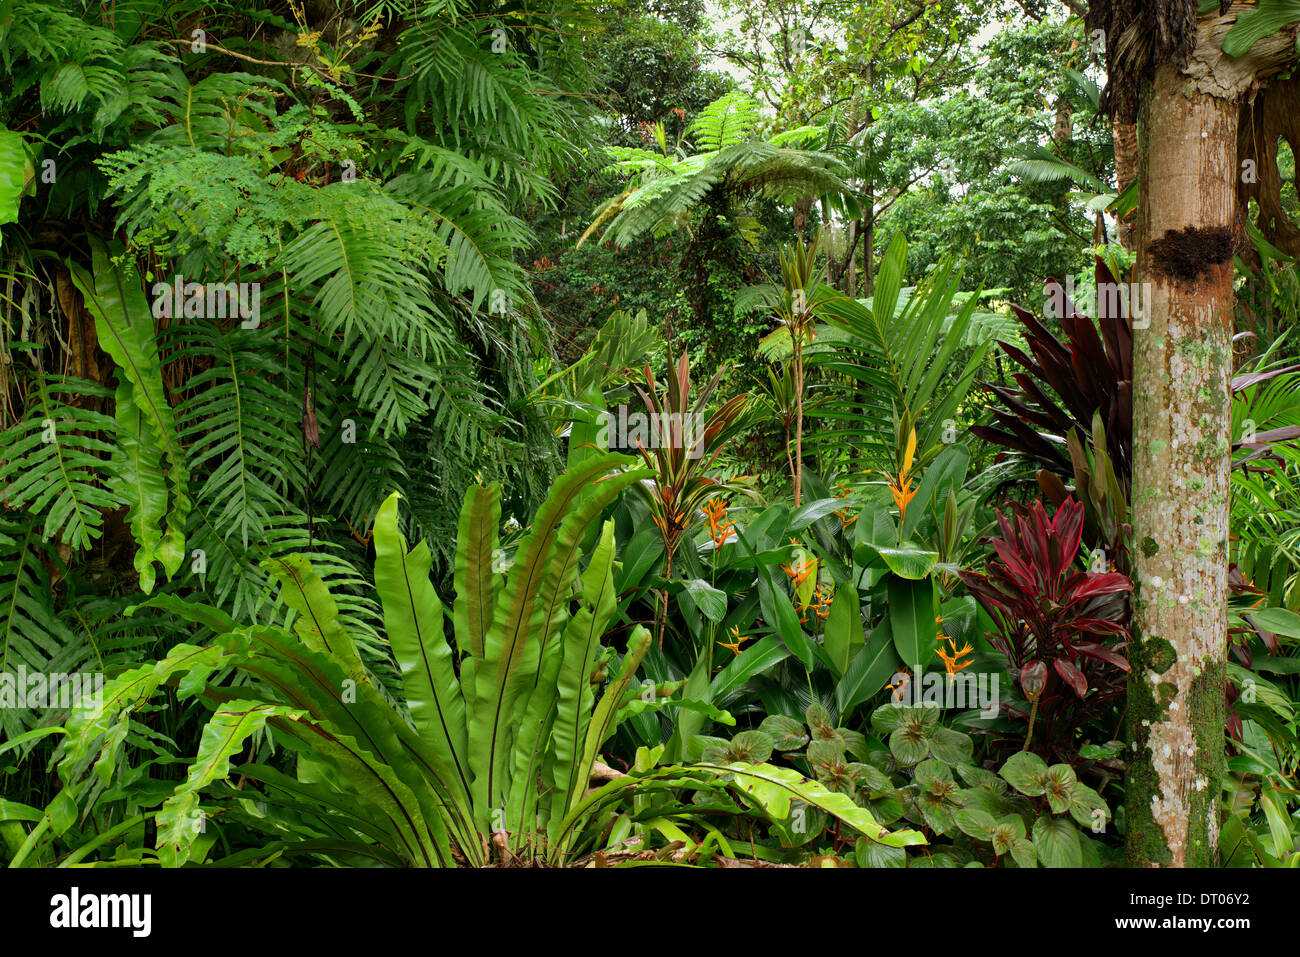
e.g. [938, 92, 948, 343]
[1032, 815, 1082, 868]
[999, 750, 1049, 796]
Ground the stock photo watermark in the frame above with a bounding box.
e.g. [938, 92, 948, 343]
[49, 888, 151, 937]
[0, 666, 104, 712]
[1045, 274, 1151, 329]
[888, 665, 1001, 720]
[151, 275, 261, 329]
[596, 406, 707, 457]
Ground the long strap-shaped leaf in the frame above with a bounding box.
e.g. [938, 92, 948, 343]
[453, 484, 500, 663]
[373, 492, 471, 805]
[502, 522, 622, 845]
[69, 239, 190, 579]
[569, 625, 652, 820]
[268, 716, 451, 867]
[547, 520, 618, 839]
[234, 626, 477, 863]
[263, 554, 367, 684]
[468, 453, 643, 822]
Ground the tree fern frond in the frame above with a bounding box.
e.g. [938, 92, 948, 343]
[688, 91, 760, 151]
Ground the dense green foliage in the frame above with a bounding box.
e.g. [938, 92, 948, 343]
[0, 0, 1297, 870]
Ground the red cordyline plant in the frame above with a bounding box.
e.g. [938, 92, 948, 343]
[957, 496, 1132, 767]
[630, 352, 750, 647]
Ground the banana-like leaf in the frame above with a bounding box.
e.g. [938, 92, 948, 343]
[835, 620, 902, 716]
[823, 582, 861, 677]
[710, 635, 791, 706]
[888, 575, 938, 669]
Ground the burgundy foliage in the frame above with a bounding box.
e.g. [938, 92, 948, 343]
[958, 497, 1132, 767]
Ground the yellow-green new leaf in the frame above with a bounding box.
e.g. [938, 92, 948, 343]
[263, 554, 366, 684]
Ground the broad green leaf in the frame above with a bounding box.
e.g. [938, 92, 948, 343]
[755, 556, 814, 670]
[1032, 815, 1082, 868]
[0, 129, 27, 238]
[1043, 763, 1078, 814]
[836, 620, 902, 716]
[709, 760, 927, 848]
[1249, 607, 1300, 640]
[887, 575, 937, 667]
[999, 751, 1049, 796]
[1068, 783, 1111, 833]
[954, 807, 996, 841]
[1223, 0, 1300, 57]
[888, 724, 930, 767]
[680, 578, 727, 622]
[760, 714, 810, 750]
[789, 497, 843, 530]
[856, 542, 939, 579]
[823, 581, 861, 677]
[929, 726, 974, 766]
[901, 443, 968, 540]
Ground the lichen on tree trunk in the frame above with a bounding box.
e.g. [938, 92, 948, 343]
[1126, 62, 1233, 868]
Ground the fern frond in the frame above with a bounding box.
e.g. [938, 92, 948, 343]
[0, 376, 121, 550]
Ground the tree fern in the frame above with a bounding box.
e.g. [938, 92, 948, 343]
[688, 91, 761, 151]
[580, 93, 857, 248]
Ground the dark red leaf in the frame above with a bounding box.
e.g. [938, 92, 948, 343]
[1054, 658, 1088, 698]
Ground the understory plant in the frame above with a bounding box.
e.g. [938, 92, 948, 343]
[29, 456, 923, 867]
[705, 702, 1116, 866]
[958, 497, 1131, 768]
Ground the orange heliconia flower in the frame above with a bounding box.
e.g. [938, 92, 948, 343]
[887, 427, 919, 523]
[782, 561, 813, 586]
[717, 625, 751, 655]
[703, 497, 734, 548]
[935, 636, 974, 677]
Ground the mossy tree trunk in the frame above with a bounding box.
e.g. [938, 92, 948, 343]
[1126, 61, 1235, 867]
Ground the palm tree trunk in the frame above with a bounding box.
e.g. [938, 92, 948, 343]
[1113, 117, 1138, 250]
